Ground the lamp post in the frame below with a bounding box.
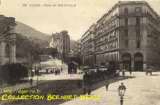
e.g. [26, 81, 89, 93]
[35, 65, 39, 89]
[118, 82, 126, 105]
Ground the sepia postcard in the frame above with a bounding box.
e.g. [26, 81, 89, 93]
[0, 0, 160, 105]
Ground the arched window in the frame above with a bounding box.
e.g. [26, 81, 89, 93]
[134, 52, 143, 71]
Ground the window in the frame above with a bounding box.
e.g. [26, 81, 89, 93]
[124, 8, 128, 14]
[136, 29, 141, 40]
[113, 31, 116, 37]
[136, 17, 140, 26]
[135, 7, 142, 13]
[137, 40, 141, 48]
[125, 29, 128, 37]
[6, 44, 10, 57]
[125, 40, 128, 48]
[125, 18, 128, 26]
[106, 45, 108, 49]
[136, 17, 141, 40]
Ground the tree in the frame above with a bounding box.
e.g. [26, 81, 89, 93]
[1, 63, 28, 84]
[16, 34, 42, 63]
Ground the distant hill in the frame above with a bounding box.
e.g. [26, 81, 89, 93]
[15, 21, 51, 47]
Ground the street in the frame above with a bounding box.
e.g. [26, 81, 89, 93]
[32, 71, 82, 81]
[60, 72, 160, 105]
[1, 1, 160, 105]
[1, 72, 160, 105]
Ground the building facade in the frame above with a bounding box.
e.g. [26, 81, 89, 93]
[68, 40, 81, 65]
[0, 15, 16, 65]
[70, 40, 81, 56]
[49, 30, 70, 61]
[81, 1, 160, 71]
[81, 24, 96, 66]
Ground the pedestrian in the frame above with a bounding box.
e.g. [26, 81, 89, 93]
[46, 69, 48, 74]
[83, 72, 92, 95]
[30, 78, 33, 86]
[105, 81, 110, 91]
[122, 68, 125, 77]
[147, 67, 152, 76]
[116, 69, 120, 76]
[129, 69, 132, 75]
[83, 72, 87, 94]
[61, 67, 63, 72]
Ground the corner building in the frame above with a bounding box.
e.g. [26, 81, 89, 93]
[81, 1, 160, 71]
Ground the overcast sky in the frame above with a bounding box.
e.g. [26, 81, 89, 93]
[0, 0, 160, 40]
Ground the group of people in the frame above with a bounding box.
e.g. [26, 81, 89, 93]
[116, 68, 132, 77]
[119, 67, 154, 76]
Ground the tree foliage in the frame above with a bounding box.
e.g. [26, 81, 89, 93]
[16, 34, 42, 62]
[0, 63, 28, 84]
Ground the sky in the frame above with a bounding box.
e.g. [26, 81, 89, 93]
[0, 0, 160, 40]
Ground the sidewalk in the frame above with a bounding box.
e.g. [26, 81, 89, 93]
[60, 72, 160, 105]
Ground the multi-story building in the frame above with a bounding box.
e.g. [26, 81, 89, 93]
[81, 24, 96, 66]
[81, 1, 160, 71]
[0, 15, 16, 65]
[49, 30, 70, 61]
[68, 40, 81, 64]
[71, 40, 81, 56]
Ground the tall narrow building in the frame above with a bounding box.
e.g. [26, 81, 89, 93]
[0, 15, 16, 65]
[50, 30, 70, 61]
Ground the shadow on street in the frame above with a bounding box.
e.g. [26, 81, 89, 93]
[1, 76, 135, 105]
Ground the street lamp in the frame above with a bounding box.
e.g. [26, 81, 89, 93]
[118, 82, 126, 105]
[35, 65, 38, 88]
